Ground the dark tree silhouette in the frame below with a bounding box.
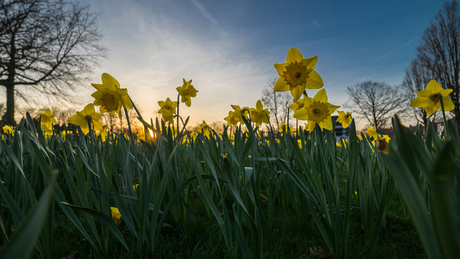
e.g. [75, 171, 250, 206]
[0, 0, 106, 126]
[413, 0, 460, 131]
[346, 81, 407, 129]
[260, 78, 292, 128]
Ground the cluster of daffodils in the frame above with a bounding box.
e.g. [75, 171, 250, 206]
[157, 79, 198, 126]
[274, 47, 352, 131]
[67, 73, 133, 136]
[224, 100, 270, 128]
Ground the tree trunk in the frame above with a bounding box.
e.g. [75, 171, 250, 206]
[2, 83, 16, 126]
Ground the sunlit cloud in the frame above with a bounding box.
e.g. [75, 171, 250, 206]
[82, 0, 271, 126]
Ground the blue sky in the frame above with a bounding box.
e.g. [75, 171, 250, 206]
[81, 0, 447, 129]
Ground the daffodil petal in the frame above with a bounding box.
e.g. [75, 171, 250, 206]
[290, 85, 305, 102]
[256, 100, 263, 111]
[425, 105, 437, 117]
[443, 97, 455, 111]
[274, 63, 287, 76]
[321, 117, 333, 131]
[441, 88, 453, 96]
[302, 56, 318, 70]
[293, 107, 308, 120]
[68, 114, 86, 126]
[102, 73, 121, 89]
[426, 80, 443, 93]
[314, 89, 328, 102]
[274, 76, 289, 92]
[410, 96, 431, 108]
[286, 47, 304, 63]
[414, 89, 431, 97]
[91, 83, 104, 90]
[305, 70, 324, 89]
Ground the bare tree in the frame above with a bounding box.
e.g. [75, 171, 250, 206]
[414, 0, 460, 131]
[49, 106, 75, 126]
[345, 81, 407, 128]
[0, 0, 106, 126]
[260, 78, 292, 128]
[101, 103, 143, 135]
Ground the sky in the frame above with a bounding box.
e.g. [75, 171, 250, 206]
[77, 0, 448, 129]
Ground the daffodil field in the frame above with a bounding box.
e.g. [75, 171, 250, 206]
[0, 48, 459, 258]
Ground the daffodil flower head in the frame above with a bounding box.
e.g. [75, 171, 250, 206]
[224, 105, 248, 127]
[249, 100, 270, 127]
[410, 80, 455, 117]
[3, 125, 14, 135]
[289, 96, 306, 112]
[274, 47, 324, 102]
[293, 89, 340, 131]
[38, 108, 57, 131]
[110, 207, 122, 225]
[224, 110, 240, 127]
[366, 126, 378, 140]
[91, 73, 133, 118]
[278, 122, 286, 133]
[197, 120, 210, 137]
[176, 79, 198, 107]
[68, 103, 104, 135]
[336, 111, 352, 129]
[157, 97, 177, 124]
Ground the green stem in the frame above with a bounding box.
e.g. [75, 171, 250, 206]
[439, 97, 449, 137]
[303, 90, 309, 98]
[176, 93, 180, 142]
[124, 108, 134, 146]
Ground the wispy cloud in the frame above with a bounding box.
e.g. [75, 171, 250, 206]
[82, 0, 270, 125]
[312, 19, 320, 27]
[189, 0, 218, 26]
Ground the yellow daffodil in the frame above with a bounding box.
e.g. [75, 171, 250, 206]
[378, 134, 391, 143]
[158, 98, 177, 124]
[198, 121, 210, 137]
[274, 47, 324, 102]
[227, 105, 249, 126]
[3, 125, 14, 135]
[410, 80, 455, 117]
[303, 123, 309, 132]
[61, 130, 72, 137]
[293, 89, 340, 131]
[278, 122, 286, 133]
[190, 131, 198, 141]
[110, 207, 122, 225]
[336, 111, 352, 129]
[289, 96, 306, 112]
[366, 126, 377, 140]
[91, 73, 133, 118]
[97, 126, 108, 142]
[224, 110, 240, 127]
[37, 108, 56, 131]
[68, 104, 104, 135]
[176, 79, 198, 107]
[250, 100, 270, 127]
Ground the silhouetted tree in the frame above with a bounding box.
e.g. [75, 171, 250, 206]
[346, 81, 407, 128]
[0, 0, 106, 125]
[260, 78, 292, 128]
[414, 0, 460, 131]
